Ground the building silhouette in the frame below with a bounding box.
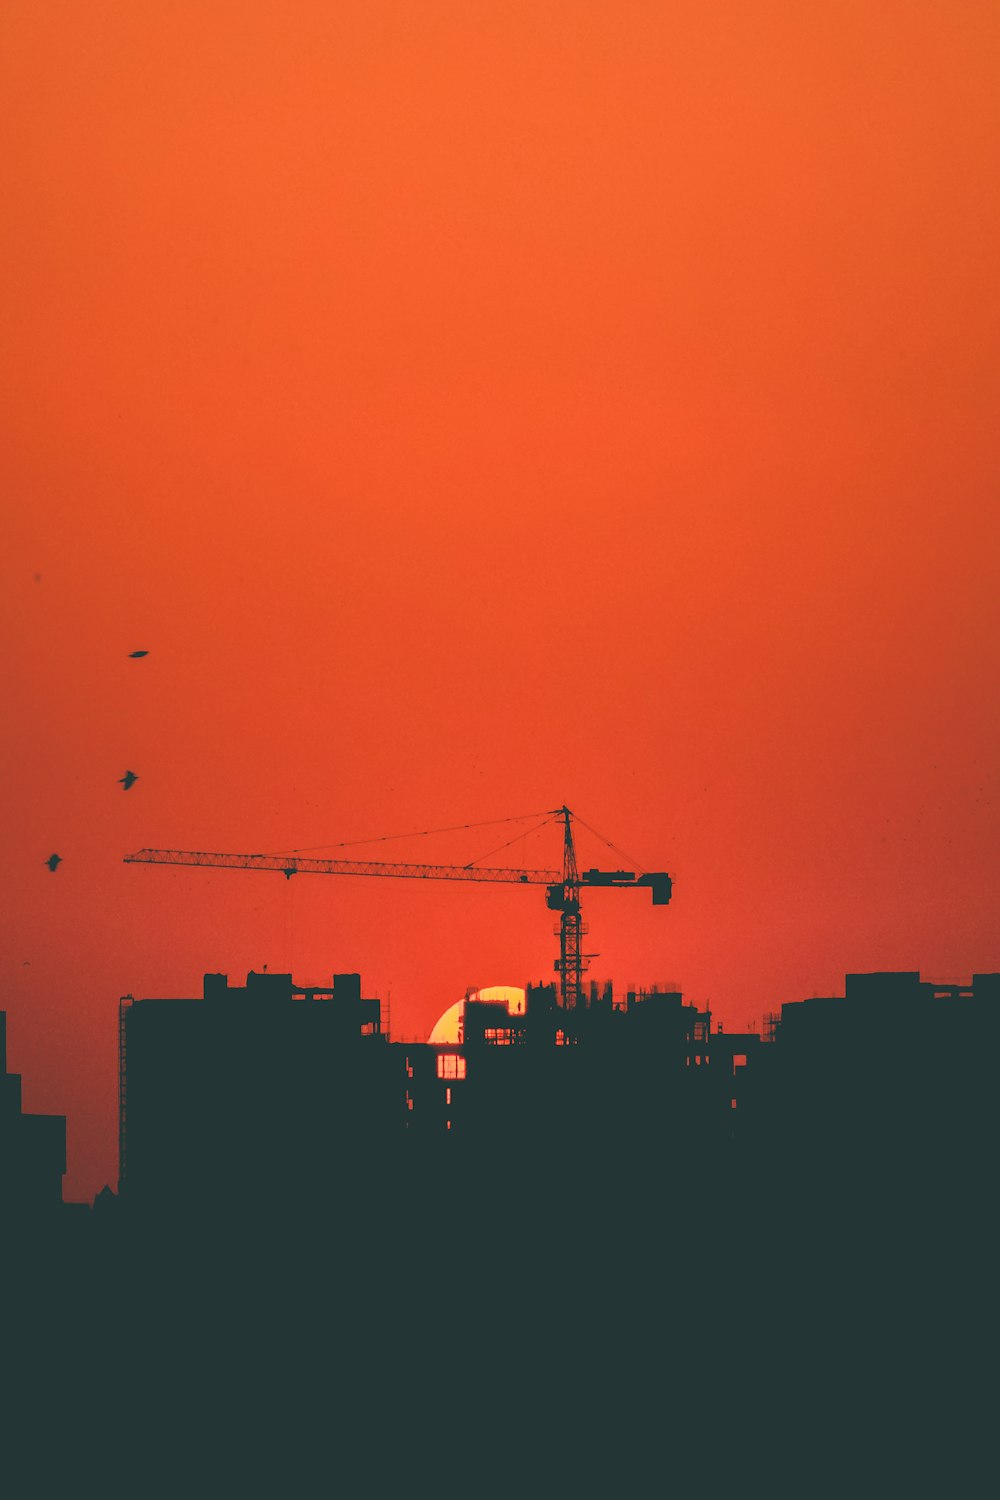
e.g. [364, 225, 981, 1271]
[117, 969, 764, 1233]
[0, 1010, 66, 1221]
[744, 970, 1000, 1190]
[406, 981, 761, 1176]
[113, 963, 1000, 1224]
[118, 970, 395, 1222]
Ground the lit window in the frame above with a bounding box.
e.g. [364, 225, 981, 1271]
[733, 1054, 747, 1072]
[445, 1087, 452, 1105]
[406, 1091, 413, 1111]
[730, 1098, 737, 1110]
[436, 1054, 467, 1080]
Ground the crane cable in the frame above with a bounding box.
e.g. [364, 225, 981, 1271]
[569, 811, 649, 876]
[266, 810, 553, 857]
[463, 814, 559, 869]
[270, 808, 650, 875]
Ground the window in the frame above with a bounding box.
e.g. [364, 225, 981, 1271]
[406, 1091, 413, 1111]
[436, 1054, 467, 1080]
[445, 1087, 452, 1105]
[483, 1027, 513, 1045]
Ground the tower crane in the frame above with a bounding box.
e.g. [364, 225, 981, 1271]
[124, 806, 672, 1010]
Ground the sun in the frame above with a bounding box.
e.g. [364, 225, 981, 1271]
[428, 985, 526, 1044]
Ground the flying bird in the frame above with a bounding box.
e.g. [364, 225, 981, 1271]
[45, 854, 62, 871]
[119, 770, 139, 790]
[128, 650, 149, 658]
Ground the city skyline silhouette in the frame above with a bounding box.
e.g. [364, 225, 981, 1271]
[12, 958, 993, 1491]
[6, 958, 998, 1216]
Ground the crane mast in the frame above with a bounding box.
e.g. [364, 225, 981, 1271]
[125, 807, 672, 1009]
[549, 805, 586, 1009]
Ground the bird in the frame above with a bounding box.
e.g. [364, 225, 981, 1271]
[119, 770, 139, 790]
[128, 650, 149, 658]
[45, 854, 62, 871]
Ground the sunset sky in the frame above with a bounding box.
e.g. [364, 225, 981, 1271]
[2, 0, 998, 1202]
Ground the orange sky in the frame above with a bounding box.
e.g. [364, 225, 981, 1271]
[2, 1, 998, 1202]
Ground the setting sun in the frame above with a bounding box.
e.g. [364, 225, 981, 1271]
[428, 985, 527, 1044]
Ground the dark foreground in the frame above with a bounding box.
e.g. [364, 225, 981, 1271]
[5, 1155, 995, 1496]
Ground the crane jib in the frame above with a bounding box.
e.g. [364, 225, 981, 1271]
[124, 849, 672, 902]
[123, 850, 562, 884]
